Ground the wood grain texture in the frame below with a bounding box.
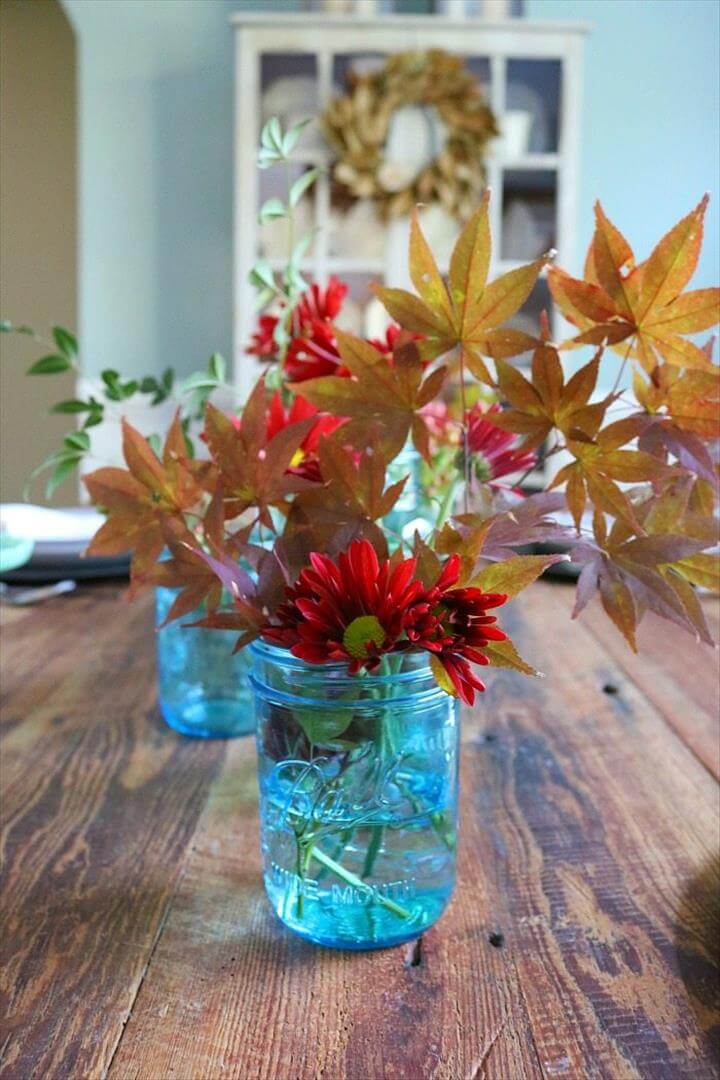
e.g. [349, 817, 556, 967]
[1, 581, 718, 1079]
[578, 598, 720, 779]
[0, 586, 225, 1079]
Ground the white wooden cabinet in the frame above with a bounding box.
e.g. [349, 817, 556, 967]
[231, 11, 588, 399]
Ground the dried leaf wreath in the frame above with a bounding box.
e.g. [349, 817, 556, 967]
[321, 50, 498, 222]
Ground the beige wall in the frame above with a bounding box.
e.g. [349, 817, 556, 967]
[1, 0, 77, 505]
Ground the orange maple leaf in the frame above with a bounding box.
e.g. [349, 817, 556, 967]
[549, 197, 720, 372]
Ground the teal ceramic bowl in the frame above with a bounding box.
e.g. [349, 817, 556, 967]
[0, 534, 35, 573]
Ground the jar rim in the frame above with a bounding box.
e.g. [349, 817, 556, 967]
[249, 638, 439, 686]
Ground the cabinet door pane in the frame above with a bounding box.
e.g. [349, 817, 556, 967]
[501, 169, 556, 260]
[506, 59, 561, 154]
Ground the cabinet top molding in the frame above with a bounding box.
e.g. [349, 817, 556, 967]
[229, 12, 591, 35]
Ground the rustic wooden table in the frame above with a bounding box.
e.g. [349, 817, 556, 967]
[1, 582, 718, 1080]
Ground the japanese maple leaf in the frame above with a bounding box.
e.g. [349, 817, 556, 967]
[634, 361, 720, 440]
[549, 197, 720, 372]
[371, 198, 548, 383]
[275, 436, 406, 578]
[293, 330, 447, 461]
[550, 420, 674, 534]
[487, 343, 615, 450]
[84, 413, 205, 594]
[571, 479, 717, 648]
[187, 546, 289, 652]
[148, 489, 244, 625]
[202, 378, 318, 525]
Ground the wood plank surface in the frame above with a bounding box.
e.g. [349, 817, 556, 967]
[1, 581, 718, 1079]
[0, 587, 226, 1078]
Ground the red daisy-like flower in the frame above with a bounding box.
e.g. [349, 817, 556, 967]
[261, 538, 509, 702]
[466, 403, 537, 485]
[284, 319, 349, 383]
[405, 555, 509, 705]
[294, 278, 348, 325]
[247, 314, 279, 360]
[261, 539, 426, 673]
[265, 391, 344, 481]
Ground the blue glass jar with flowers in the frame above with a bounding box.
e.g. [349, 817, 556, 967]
[248, 539, 508, 949]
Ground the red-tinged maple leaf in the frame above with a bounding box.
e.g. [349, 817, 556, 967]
[634, 362, 720, 440]
[147, 489, 247, 625]
[202, 378, 318, 525]
[186, 545, 289, 653]
[551, 436, 674, 534]
[292, 330, 447, 462]
[486, 344, 614, 450]
[549, 198, 720, 372]
[84, 413, 205, 594]
[275, 436, 405, 580]
[571, 475, 718, 647]
[372, 200, 547, 383]
[454, 490, 573, 560]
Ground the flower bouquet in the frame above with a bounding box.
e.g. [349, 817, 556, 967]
[13, 119, 720, 948]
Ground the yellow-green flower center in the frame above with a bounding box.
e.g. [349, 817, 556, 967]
[343, 615, 386, 660]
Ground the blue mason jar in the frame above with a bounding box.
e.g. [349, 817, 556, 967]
[155, 586, 254, 738]
[250, 641, 459, 950]
[384, 443, 432, 548]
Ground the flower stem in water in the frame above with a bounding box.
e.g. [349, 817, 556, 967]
[309, 846, 412, 920]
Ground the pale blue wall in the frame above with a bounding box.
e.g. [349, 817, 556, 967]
[64, 0, 719, 378]
[63, 0, 237, 378]
[528, 0, 720, 285]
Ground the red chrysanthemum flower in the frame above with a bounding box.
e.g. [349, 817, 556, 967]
[294, 278, 348, 325]
[261, 539, 426, 673]
[284, 319, 349, 383]
[466, 403, 537, 485]
[261, 539, 508, 702]
[405, 554, 509, 705]
[247, 314, 279, 359]
[265, 392, 344, 481]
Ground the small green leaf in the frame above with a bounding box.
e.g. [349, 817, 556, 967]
[261, 116, 284, 155]
[282, 117, 312, 157]
[140, 377, 158, 393]
[46, 454, 82, 497]
[257, 146, 283, 170]
[290, 229, 317, 266]
[289, 168, 320, 208]
[249, 260, 276, 293]
[27, 354, 71, 375]
[208, 352, 226, 382]
[181, 373, 219, 393]
[64, 430, 90, 452]
[147, 433, 162, 455]
[83, 409, 103, 429]
[50, 399, 93, 414]
[52, 326, 78, 358]
[121, 379, 139, 398]
[295, 708, 353, 747]
[253, 287, 276, 312]
[258, 197, 286, 223]
[284, 264, 307, 295]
